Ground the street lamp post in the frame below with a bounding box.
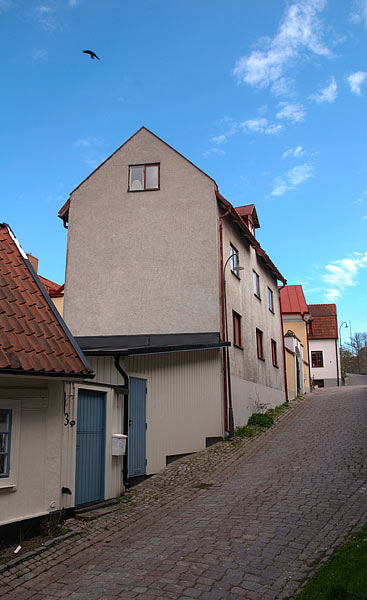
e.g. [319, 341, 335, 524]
[339, 321, 348, 385]
[223, 253, 244, 437]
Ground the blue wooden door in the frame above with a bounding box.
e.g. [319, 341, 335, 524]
[75, 389, 106, 506]
[128, 378, 147, 477]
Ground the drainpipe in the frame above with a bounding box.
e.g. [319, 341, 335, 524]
[114, 356, 129, 488]
[219, 208, 231, 434]
[303, 315, 312, 391]
[335, 339, 340, 386]
[279, 284, 289, 403]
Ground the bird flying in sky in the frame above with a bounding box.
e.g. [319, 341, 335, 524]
[83, 50, 100, 60]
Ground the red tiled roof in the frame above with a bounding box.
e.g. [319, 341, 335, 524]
[308, 304, 338, 339]
[235, 204, 260, 228]
[0, 224, 93, 377]
[39, 275, 61, 295]
[280, 285, 309, 317]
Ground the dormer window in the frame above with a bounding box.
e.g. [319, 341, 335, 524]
[248, 220, 255, 236]
[129, 164, 160, 191]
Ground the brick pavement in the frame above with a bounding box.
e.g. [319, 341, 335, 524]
[1, 386, 367, 599]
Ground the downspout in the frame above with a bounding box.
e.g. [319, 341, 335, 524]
[219, 208, 231, 434]
[303, 315, 312, 391]
[114, 356, 129, 488]
[279, 284, 289, 403]
[335, 339, 340, 386]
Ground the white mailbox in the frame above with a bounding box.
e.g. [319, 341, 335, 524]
[112, 433, 127, 456]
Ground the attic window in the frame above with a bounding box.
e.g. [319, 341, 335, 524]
[129, 164, 159, 191]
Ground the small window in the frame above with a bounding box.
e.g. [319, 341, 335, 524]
[129, 164, 159, 191]
[256, 328, 264, 360]
[230, 244, 240, 277]
[253, 270, 260, 298]
[268, 288, 274, 312]
[233, 311, 242, 348]
[311, 351, 323, 368]
[248, 220, 255, 236]
[0, 410, 11, 478]
[313, 379, 324, 388]
[271, 339, 278, 367]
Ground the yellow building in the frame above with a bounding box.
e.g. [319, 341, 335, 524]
[280, 285, 311, 398]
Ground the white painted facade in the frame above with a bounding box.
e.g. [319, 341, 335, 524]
[309, 338, 341, 387]
[0, 378, 64, 527]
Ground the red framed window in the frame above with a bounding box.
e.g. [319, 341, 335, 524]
[271, 339, 278, 367]
[233, 311, 242, 348]
[256, 328, 264, 360]
[129, 164, 160, 191]
[311, 351, 323, 368]
[268, 287, 274, 312]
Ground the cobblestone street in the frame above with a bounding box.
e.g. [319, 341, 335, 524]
[1, 386, 367, 599]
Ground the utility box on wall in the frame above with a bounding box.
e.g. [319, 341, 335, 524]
[112, 433, 127, 456]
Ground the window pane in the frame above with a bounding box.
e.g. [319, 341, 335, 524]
[130, 166, 144, 190]
[0, 454, 5, 475]
[146, 166, 159, 189]
[0, 412, 9, 433]
[0, 433, 7, 453]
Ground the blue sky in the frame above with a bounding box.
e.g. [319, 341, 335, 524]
[1, 0, 366, 340]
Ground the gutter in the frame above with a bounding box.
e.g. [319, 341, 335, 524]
[279, 283, 289, 403]
[219, 205, 231, 435]
[114, 356, 129, 489]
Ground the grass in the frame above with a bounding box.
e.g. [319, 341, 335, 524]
[234, 401, 291, 439]
[291, 525, 367, 599]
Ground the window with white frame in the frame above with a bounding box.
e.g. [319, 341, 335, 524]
[253, 270, 260, 298]
[268, 287, 274, 312]
[0, 410, 11, 478]
[230, 243, 240, 276]
[129, 164, 160, 191]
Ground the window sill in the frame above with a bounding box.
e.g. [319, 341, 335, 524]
[254, 294, 261, 301]
[257, 356, 265, 362]
[233, 344, 243, 350]
[0, 484, 17, 492]
[269, 309, 275, 314]
[272, 364, 279, 369]
[128, 188, 160, 193]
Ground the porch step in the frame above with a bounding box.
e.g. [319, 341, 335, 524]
[74, 499, 119, 521]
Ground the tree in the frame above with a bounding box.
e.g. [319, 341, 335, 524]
[344, 333, 367, 374]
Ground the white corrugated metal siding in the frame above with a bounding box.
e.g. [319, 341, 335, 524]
[89, 349, 223, 474]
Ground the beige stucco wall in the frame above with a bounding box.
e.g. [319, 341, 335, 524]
[285, 348, 296, 399]
[221, 218, 286, 423]
[89, 349, 223, 475]
[51, 295, 64, 317]
[282, 317, 310, 391]
[64, 128, 221, 337]
[0, 378, 64, 527]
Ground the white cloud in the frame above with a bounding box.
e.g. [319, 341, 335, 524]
[350, 0, 367, 27]
[347, 71, 367, 95]
[362, 215, 367, 220]
[211, 135, 227, 144]
[241, 118, 282, 135]
[322, 252, 367, 300]
[232, 0, 329, 94]
[73, 137, 98, 148]
[271, 163, 313, 196]
[35, 4, 57, 30]
[282, 145, 304, 159]
[276, 102, 306, 122]
[310, 76, 337, 103]
[202, 147, 225, 157]
[69, 0, 80, 6]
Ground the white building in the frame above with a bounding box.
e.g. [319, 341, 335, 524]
[308, 304, 341, 387]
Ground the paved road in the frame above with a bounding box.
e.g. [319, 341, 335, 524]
[345, 372, 367, 386]
[2, 386, 367, 600]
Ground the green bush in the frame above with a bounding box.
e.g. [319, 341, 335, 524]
[247, 412, 274, 428]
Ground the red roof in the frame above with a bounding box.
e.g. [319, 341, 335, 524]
[280, 285, 309, 317]
[308, 304, 338, 339]
[39, 275, 61, 295]
[235, 204, 260, 228]
[0, 224, 93, 377]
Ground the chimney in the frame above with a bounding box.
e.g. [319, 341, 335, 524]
[27, 253, 39, 273]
